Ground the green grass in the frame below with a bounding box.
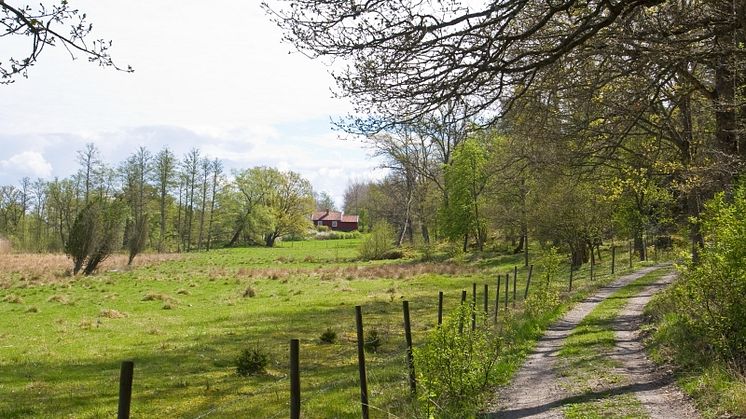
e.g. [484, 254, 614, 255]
[556, 269, 669, 418]
[0, 239, 650, 418]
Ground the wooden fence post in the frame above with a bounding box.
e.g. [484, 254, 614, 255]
[437, 291, 443, 326]
[355, 306, 370, 419]
[629, 240, 633, 268]
[290, 339, 300, 419]
[590, 257, 595, 281]
[569, 262, 573, 292]
[512, 266, 517, 307]
[459, 290, 467, 333]
[117, 360, 134, 419]
[612, 246, 616, 275]
[402, 301, 416, 395]
[471, 283, 477, 330]
[483, 284, 488, 317]
[494, 275, 501, 323]
[524, 265, 533, 299]
[504, 273, 509, 310]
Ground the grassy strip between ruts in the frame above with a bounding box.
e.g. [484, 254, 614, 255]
[556, 269, 670, 419]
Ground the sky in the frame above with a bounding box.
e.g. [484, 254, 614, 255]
[0, 0, 383, 207]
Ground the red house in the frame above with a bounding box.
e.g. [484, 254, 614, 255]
[311, 210, 359, 232]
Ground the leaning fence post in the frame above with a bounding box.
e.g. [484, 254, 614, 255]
[290, 339, 301, 419]
[437, 291, 443, 326]
[524, 265, 533, 299]
[355, 306, 370, 419]
[402, 301, 416, 395]
[117, 360, 134, 419]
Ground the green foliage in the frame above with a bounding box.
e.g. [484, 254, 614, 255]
[235, 347, 269, 377]
[358, 222, 395, 260]
[441, 137, 490, 250]
[525, 248, 562, 318]
[666, 184, 746, 369]
[414, 304, 499, 417]
[65, 198, 125, 275]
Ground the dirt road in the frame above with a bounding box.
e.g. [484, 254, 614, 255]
[482, 266, 698, 418]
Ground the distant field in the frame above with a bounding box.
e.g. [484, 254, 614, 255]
[0, 239, 641, 418]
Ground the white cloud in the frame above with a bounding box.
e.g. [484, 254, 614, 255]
[0, 151, 53, 179]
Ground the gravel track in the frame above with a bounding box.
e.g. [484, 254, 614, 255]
[482, 265, 697, 418]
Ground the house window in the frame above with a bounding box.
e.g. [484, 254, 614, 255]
[332, 221, 338, 228]
[317, 221, 323, 226]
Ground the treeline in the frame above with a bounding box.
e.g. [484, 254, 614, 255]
[341, 102, 690, 268]
[0, 144, 316, 257]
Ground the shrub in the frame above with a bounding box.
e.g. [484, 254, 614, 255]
[359, 222, 395, 260]
[319, 328, 337, 344]
[364, 328, 381, 353]
[235, 347, 270, 376]
[669, 183, 746, 369]
[414, 304, 499, 416]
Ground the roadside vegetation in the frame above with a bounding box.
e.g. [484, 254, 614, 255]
[644, 183, 746, 418]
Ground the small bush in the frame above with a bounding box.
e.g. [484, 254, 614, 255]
[381, 249, 405, 260]
[319, 328, 337, 344]
[235, 347, 269, 376]
[415, 304, 499, 417]
[242, 286, 256, 298]
[359, 222, 395, 260]
[364, 328, 382, 353]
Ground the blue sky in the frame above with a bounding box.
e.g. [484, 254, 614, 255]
[0, 0, 383, 206]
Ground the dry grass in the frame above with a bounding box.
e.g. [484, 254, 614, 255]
[231, 261, 477, 283]
[0, 252, 183, 286]
[99, 308, 128, 319]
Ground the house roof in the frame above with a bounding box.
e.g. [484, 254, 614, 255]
[311, 210, 359, 223]
[342, 214, 359, 223]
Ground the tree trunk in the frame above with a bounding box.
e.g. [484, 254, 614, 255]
[421, 223, 430, 244]
[228, 224, 243, 247]
[569, 240, 587, 268]
[513, 234, 524, 254]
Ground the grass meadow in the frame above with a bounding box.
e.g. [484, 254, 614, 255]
[0, 238, 647, 418]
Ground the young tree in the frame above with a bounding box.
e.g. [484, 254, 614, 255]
[152, 147, 175, 252]
[206, 158, 223, 251]
[181, 148, 200, 251]
[441, 137, 491, 251]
